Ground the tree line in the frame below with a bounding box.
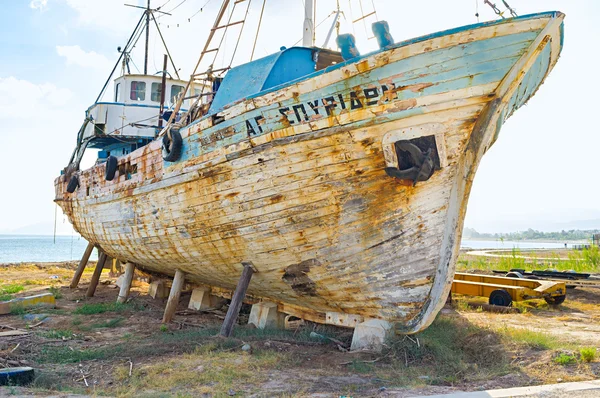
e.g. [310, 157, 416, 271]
[463, 228, 600, 241]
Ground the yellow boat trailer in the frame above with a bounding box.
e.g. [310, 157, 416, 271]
[452, 273, 567, 307]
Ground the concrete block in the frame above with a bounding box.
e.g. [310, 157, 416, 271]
[188, 287, 227, 310]
[248, 302, 284, 329]
[148, 280, 169, 299]
[350, 318, 394, 352]
[0, 293, 56, 315]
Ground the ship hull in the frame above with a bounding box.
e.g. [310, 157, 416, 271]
[56, 12, 564, 332]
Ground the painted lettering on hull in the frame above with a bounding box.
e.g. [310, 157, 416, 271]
[244, 83, 407, 136]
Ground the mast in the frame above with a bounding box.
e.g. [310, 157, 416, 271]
[144, 0, 150, 74]
[303, 0, 315, 47]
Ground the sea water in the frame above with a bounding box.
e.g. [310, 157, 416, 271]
[0, 235, 99, 263]
[0, 234, 574, 263]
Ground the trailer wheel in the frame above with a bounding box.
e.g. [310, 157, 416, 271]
[544, 295, 566, 305]
[489, 289, 512, 307]
[105, 155, 118, 181]
[162, 130, 183, 162]
[66, 175, 79, 193]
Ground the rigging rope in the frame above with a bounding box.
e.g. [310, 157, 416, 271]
[165, 0, 189, 14]
[251, 0, 267, 61]
[157, 0, 172, 10]
[228, 0, 252, 68]
[189, 0, 216, 20]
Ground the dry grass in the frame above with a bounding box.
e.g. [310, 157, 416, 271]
[113, 343, 289, 397]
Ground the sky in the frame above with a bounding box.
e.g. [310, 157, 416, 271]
[0, 0, 598, 235]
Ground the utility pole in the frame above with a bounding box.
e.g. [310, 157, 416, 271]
[144, 0, 150, 74]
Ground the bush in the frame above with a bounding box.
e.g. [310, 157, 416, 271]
[580, 347, 597, 363]
[554, 352, 576, 365]
[49, 286, 63, 299]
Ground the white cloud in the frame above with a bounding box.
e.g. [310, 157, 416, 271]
[30, 0, 48, 10]
[64, 0, 141, 34]
[56, 45, 111, 70]
[0, 76, 73, 119]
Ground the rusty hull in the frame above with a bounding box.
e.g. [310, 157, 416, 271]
[55, 13, 564, 333]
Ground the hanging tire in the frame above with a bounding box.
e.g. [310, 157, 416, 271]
[162, 130, 183, 162]
[66, 175, 79, 193]
[0, 367, 35, 386]
[489, 289, 512, 307]
[544, 295, 566, 305]
[105, 155, 118, 181]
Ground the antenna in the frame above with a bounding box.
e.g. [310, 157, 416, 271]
[124, 1, 172, 75]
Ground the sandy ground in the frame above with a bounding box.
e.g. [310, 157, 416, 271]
[0, 262, 599, 397]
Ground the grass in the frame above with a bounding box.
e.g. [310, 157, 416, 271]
[0, 284, 25, 301]
[48, 286, 62, 299]
[383, 317, 511, 386]
[580, 347, 597, 363]
[554, 352, 576, 365]
[458, 246, 600, 273]
[497, 326, 565, 350]
[37, 329, 75, 340]
[113, 343, 290, 397]
[92, 318, 125, 328]
[73, 301, 144, 315]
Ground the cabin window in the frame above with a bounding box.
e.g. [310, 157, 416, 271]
[115, 83, 121, 102]
[171, 85, 185, 103]
[130, 81, 146, 101]
[151, 82, 162, 102]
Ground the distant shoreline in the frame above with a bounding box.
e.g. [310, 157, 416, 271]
[463, 237, 589, 244]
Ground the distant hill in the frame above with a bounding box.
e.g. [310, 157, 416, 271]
[1, 221, 76, 236]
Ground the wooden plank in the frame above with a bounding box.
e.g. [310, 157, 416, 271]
[220, 263, 254, 337]
[86, 252, 108, 298]
[162, 269, 185, 323]
[70, 241, 95, 288]
[0, 330, 29, 337]
[117, 262, 136, 304]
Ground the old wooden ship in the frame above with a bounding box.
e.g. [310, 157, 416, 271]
[55, 1, 564, 334]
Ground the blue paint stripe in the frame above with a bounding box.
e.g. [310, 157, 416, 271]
[506, 41, 551, 114]
[202, 12, 559, 117]
[173, 12, 562, 167]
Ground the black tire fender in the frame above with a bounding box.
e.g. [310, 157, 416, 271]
[105, 155, 118, 181]
[489, 289, 513, 307]
[66, 175, 79, 193]
[162, 130, 183, 162]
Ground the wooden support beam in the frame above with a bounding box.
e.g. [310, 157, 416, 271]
[220, 262, 255, 337]
[109, 258, 121, 276]
[86, 253, 108, 298]
[162, 269, 185, 323]
[117, 262, 136, 304]
[70, 242, 95, 289]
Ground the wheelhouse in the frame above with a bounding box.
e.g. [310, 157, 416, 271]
[83, 75, 208, 161]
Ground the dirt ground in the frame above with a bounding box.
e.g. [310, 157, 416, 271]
[1, 262, 599, 397]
